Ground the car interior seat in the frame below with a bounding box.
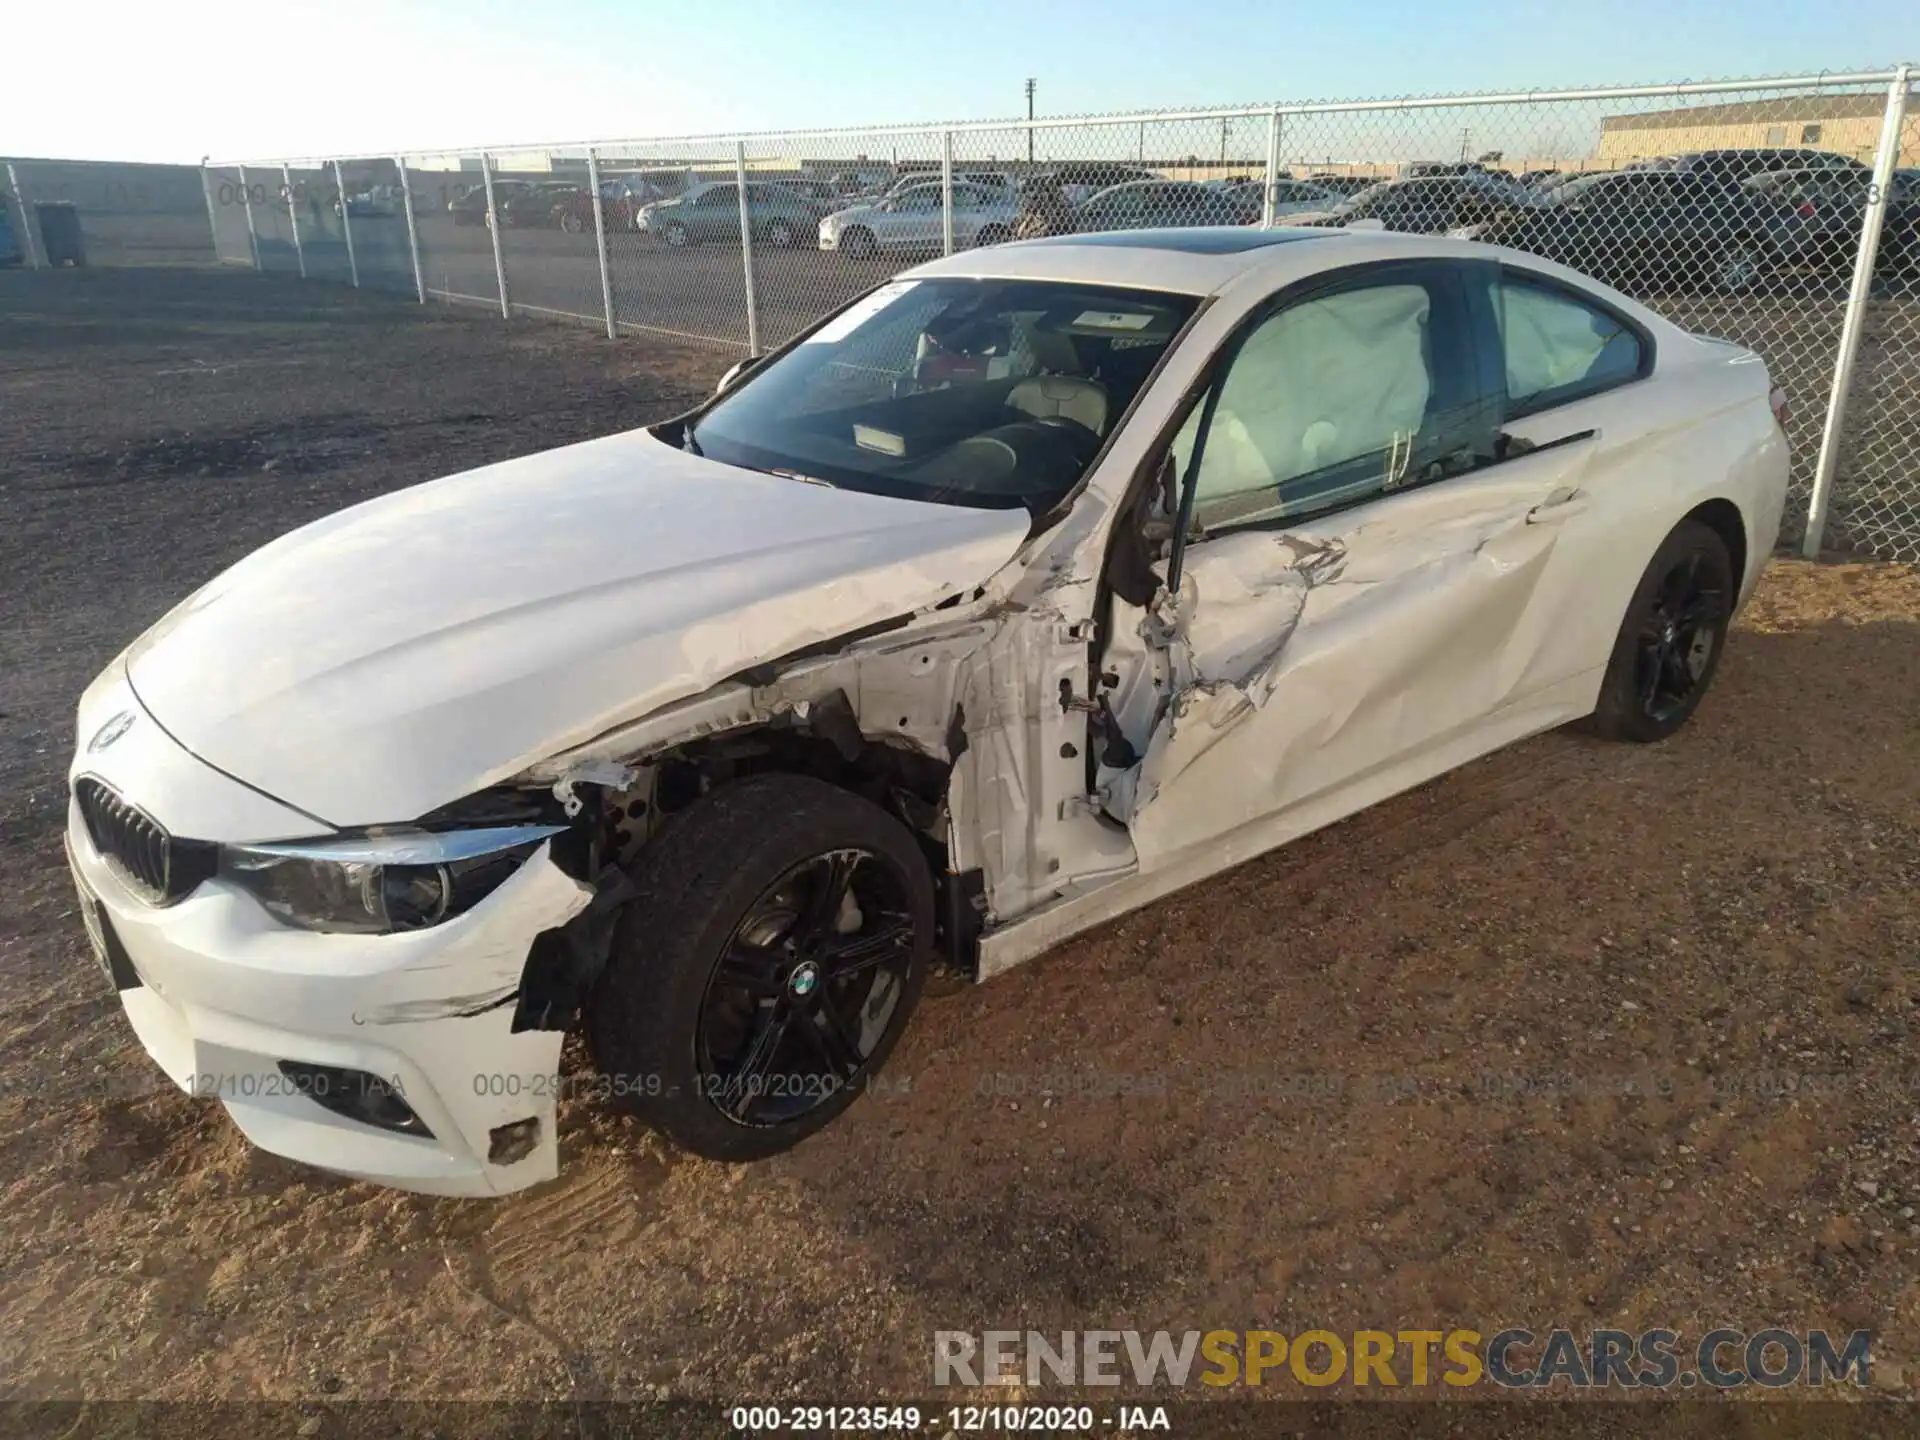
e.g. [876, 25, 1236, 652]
[1007, 375, 1110, 436]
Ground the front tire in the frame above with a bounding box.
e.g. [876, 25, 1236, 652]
[588, 774, 933, 1162]
[664, 220, 691, 249]
[841, 226, 877, 260]
[1583, 519, 1735, 743]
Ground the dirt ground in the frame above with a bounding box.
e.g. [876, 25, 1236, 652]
[2, 269, 1918, 1416]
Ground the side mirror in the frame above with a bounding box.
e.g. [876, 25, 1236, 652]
[716, 357, 755, 395]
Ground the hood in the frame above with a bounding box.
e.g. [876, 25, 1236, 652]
[824, 202, 882, 225]
[126, 430, 1030, 829]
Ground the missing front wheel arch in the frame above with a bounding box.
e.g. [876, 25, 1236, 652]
[511, 865, 635, 1032]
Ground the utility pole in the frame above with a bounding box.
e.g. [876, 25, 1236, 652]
[1220, 117, 1229, 169]
[1025, 77, 1036, 165]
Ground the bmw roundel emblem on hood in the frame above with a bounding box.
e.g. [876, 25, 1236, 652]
[87, 710, 137, 753]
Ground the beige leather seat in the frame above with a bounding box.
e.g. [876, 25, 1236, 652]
[1008, 375, 1110, 435]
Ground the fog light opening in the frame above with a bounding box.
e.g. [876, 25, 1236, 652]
[489, 1116, 541, 1166]
[277, 1061, 434, 1139]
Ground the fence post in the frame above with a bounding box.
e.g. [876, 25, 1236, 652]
[481, 153, 510, 319]
[237, 163, 260, 270]
[1802, 63, 1912, 558]
[283, 163, 307, 279]
[1261, 108, 1282, 228]
[198, 164, 221, 263]
[941, 130, 955, 256]
[7, 162, 42, 269]
[587, 147, 616, 339]
[735, 141, 761, 353]
[397, 156, 425, 304]
[333, 159, 360, 288]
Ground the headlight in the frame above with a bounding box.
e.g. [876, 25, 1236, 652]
[221, 825, 565, 935]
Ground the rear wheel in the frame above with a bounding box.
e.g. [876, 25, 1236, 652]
[976, 223, 1011, 247]
[560, 211, 585, 234]
[767, 218, 797, 248]
[1583, 519, 1735, 743]
[1709, 238, 1763, 294]
[588, 774, 933, 1161]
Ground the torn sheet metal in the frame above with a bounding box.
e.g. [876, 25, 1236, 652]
[1117, 471, 1584, 868]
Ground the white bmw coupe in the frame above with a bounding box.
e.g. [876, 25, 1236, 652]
[69, 226, 1789, 1195]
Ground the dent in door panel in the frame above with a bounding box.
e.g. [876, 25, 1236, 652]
[1116, 493, 1574, 864]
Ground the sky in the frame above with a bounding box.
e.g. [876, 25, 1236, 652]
[6, 0, 1918, 164]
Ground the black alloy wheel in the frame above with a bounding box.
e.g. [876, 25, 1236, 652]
[1634, 547, 1726, 725]
[589, 773, 933, 1161]
[1584, 518, 1735, 743]
[696, 848, 916, 1126]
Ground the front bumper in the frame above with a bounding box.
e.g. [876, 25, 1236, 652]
[70, 813, 591, 1196]
[67, 675, 593, 1197]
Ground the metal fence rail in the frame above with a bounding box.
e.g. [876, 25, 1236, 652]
[191, 66, 1920, 562]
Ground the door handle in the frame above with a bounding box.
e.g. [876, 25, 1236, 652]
[1526, 486, 1591, 523]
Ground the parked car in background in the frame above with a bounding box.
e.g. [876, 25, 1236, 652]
[339, 185, 403, 219]
[829, 167, 893, 197]
[879, 170, 1017, 201]
[819, 180, 1016, 258]
[1219, 179, 1341, 223]
[1047, 163, 1160, 206]
[495, 182, 585, 229]
[450, 180, 526, 226]
[1295, 173, 1539, 233]
[635, 181, 822, 248]
[1073, 180, 1245, 232]
[1742, 167, 1920, 276]
[557, 175, 672, 234]
[1676, 149, 1871, 184]
[1400, 161, 1497, 179]
[1473, 167, 1815, 293]
[1306, 174, 1377, 197]
[776, 178, 843, 208]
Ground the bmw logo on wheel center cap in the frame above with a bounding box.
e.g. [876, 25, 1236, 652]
[789, 962, 820, 997]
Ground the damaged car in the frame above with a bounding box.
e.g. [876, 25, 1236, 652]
[68, 226, 1790, 1195]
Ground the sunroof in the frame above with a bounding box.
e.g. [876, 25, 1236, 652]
[1017, 227, 1331, 254]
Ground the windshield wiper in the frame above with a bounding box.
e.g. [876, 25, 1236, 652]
[766, 468, 839, 489]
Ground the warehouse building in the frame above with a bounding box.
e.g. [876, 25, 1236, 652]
[1594, 94, 1918, 167]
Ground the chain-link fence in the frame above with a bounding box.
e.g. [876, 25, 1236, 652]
[198, 67, 1919, 561]
[2, 157, 219, 267]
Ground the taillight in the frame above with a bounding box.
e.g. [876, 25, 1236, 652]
[1769, 386, 1789, 430]
[1797, 200, 1817, 218]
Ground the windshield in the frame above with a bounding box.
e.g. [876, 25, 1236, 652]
[682, 278, 1199, 512]
[1335, 183, 1394, 212]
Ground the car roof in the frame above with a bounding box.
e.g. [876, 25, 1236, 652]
[901, 226, 1462, 296]
[904, 228, 1689, 346]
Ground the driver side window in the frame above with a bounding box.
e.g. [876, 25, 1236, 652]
[1172, 275, 1461, 528]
